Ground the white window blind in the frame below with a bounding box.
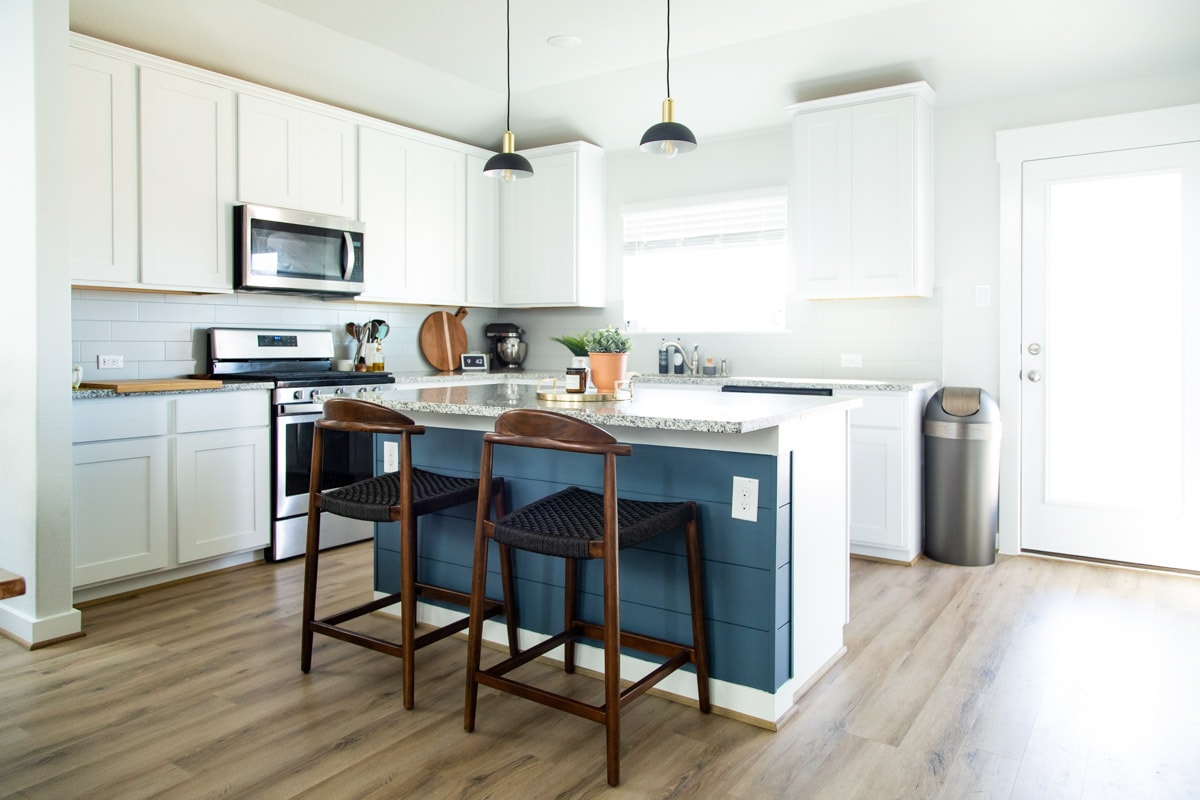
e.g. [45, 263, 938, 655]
[622, 191, 788, 333]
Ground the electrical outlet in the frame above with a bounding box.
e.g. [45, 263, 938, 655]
[975, 284, 992, 308]
[840, 353, 862, 368]
[97, 354, 123, 369]
[732, 476, 758, 522]
[383, 440, 399, 473]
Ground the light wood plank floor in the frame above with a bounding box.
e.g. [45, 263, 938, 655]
[2, 545, 1199, 799]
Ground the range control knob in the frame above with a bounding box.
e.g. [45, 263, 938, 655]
[292, 390, 303, 401]
[334, 387, 345, 395]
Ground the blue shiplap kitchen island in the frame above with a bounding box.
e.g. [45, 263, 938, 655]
[358, 381, 861, 728]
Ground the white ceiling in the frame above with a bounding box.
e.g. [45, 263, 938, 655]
[69, 0, 1200, 153]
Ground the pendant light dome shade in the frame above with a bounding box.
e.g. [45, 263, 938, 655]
[639, 99, 697, 157]
[486, 0, 533, 181]
[641, 0, 696, 156]
[484, 131, 534, 182]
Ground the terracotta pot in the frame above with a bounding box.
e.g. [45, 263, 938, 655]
[587, 352, 628, 393]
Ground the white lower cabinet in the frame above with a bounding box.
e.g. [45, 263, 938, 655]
[71, 391, 270, 590]
[836, 388, 931, 563]
[72, 437, 169, 586]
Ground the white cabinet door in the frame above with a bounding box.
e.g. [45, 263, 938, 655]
[176, 426, 271, 563]
[465, 154, 499, 306]
[237, 94, 301, 210]
[238, 95, 357, 218]
[299, 111, 357, 218]
[847, 426, 904, 550]
[788, 83, 934, 299]
[68, 47, 138, 287]
[72, 437, 169, 586]
[498, 142, 605, 308]
[139, 68, 236, 292]
[358, 127, 466, 305]
[500, 151, 577, 306]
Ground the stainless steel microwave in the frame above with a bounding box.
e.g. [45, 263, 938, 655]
[234, 204, 365, 296]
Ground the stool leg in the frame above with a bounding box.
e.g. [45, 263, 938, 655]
[493, 483, 520, 657]
[300, 502, 321, 673]
[684, 511, 711, 713]
[603, 549, 621, 787]
[464, 521, 491, 732]
[400, 508, 418, 710]
[563, 558, 578, 674]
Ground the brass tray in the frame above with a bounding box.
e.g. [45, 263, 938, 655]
[536, 377, 633, 403]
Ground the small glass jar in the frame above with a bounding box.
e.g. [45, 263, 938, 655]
[565, 365, 588, 394]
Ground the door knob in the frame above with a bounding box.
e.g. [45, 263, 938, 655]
[1027, 369, 1041, 382]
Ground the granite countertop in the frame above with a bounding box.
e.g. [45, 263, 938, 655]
[349, 381, 861, 434]
[72, 380, 275, 399]
[387, 371, 937, 393]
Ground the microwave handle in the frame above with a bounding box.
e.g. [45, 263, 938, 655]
[342, 232, 355, 280]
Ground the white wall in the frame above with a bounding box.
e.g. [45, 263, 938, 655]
[0, 0, 81, 645]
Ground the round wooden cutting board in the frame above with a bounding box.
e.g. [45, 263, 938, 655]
[419, 307, 469, 371]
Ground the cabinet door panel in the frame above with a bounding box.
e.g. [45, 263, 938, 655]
[68, 48, 138, 286]
[404, 140, 465, 303]
[72, 438, 169, 586]
[176, 427, 270, 562]
[848, 427, 904, 549]
[793, 108, 853, 295]
[139, 68, 235, 291]
[300, 112, 357, 218]
[237, 94, 301, 209]
[465, 154, 499, 305]
[851, 96, 915, 294]
[357, 127, 408, 300]
[501, 151, 577, 306]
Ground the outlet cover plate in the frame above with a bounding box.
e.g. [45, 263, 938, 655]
[383, 441, 399, 473]
[97, 354, 123, 369]
[840, 353, 862, 368]
[732, 476, 758, 522]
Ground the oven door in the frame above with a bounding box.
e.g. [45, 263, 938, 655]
[275, 409, 376, 519]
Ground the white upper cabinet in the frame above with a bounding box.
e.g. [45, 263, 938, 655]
[499, 141, 605, 308]
[139, 67, 236, 292]
[68, 47, 138, 287]
[788, 82, 934, 299]
[237, 94, 357, 218]
[465, 154, 500, 306]
[358, 126, 466, 305]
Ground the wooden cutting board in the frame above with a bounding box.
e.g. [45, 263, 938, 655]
[418, 307, 469, 371]
[79, 378, 224, 393]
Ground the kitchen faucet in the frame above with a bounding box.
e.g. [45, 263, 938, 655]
[661, 341, 700, 375]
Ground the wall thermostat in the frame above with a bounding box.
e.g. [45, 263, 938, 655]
[461, 353, 489, 371]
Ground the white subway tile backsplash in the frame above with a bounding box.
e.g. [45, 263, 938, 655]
[137, 302, 217, 323]
[163, 292, 239, 306]
[79, 340, 166, 362]
[164, 341, 198, 361]
[110, 321, 193, 342]
[138, 360, 202, 379]
[214, 305, 284, 324]
[71, 320, 111, 341]
[73, 299, 140, 321]
[279, 308, 342, 326]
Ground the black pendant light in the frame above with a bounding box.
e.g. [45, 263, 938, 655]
[640, 0, 697, 157]
[484, 0, 534, 181]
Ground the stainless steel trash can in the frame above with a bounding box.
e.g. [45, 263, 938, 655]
[924, 387, 1001, 566]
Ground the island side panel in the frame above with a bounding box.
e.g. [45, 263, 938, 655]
[373, 427, 789, 693]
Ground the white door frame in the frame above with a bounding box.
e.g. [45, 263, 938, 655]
[994, 103, 1200, 555]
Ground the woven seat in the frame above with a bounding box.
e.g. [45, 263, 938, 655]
[464, 409, 710, 787]
[301, 398, 517, 710]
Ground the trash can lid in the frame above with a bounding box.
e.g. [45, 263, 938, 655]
[941, 387, 980, 417]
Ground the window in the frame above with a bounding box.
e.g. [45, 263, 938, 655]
[622, 189, 788, 333]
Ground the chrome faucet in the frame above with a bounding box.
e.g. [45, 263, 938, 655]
[661, 341, 700, 376]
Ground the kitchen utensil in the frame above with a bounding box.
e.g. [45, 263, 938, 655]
[371, 319, 389, 340]
[419, 307, 469, 371]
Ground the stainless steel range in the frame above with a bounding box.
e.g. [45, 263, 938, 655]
[207, 327, 395, 561]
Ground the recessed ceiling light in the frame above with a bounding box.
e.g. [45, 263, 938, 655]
[546, 35, 581, 49]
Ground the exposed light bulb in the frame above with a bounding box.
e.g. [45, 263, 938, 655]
[502, 170, 517, 183]
[659, 141, 678, 158]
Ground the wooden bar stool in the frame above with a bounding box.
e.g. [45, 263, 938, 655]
[463, 409, 710, 786]
[301, 397, 518, 709]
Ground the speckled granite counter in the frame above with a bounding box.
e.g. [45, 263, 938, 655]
[358, 381, 859, 435]
[386, 370, 937, 393]
[72, 381, 274, 399]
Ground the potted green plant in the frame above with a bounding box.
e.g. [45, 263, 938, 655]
[583, 325, 631, 392]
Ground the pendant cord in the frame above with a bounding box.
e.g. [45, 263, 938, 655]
[665, 0, 672, 98]
[506, 0, 512, 132]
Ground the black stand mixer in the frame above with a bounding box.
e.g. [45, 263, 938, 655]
[485, 323, 526, 369]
